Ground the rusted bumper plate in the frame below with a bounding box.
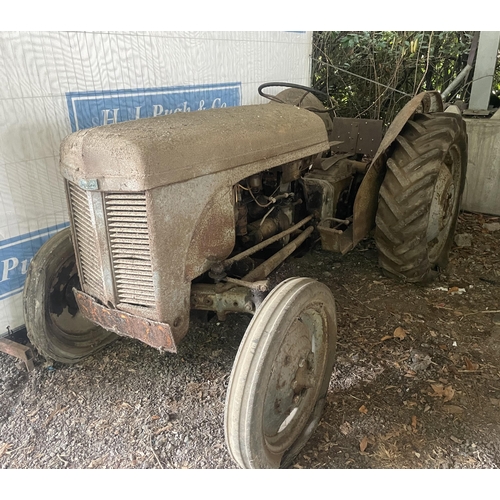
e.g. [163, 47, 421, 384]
[0, 338, 34, 371]
[74, 290, 176, 352]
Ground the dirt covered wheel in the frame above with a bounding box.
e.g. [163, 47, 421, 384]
[23, 227, 117, 364]
[224, 277, 337, 469]
[375, 112, 467, 282]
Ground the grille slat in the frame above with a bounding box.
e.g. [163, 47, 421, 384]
[105, 192, 155, 308]
[68, 183, 104, 297]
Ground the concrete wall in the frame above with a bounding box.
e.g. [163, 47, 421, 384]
[462, 117, 500, 216]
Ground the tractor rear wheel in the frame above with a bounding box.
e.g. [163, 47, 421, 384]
[375, 113, 467, 283]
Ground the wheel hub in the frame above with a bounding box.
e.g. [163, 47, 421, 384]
[427, 163, 456, 244]
[263, 317, 315, 445]
[292, 352, 315, 396]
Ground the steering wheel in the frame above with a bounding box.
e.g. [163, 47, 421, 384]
[257, 82, 335, 113]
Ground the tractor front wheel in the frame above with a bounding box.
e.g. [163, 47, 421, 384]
[375, 113, 467, 283]
[23, 228, 117, 364]
[224, 277, 337, 469]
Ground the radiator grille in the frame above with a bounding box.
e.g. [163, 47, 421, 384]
[68, 183, 105, 297]
[105, 193, 155, 308]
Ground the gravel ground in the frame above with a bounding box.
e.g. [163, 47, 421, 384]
[1, 211, 499, 470]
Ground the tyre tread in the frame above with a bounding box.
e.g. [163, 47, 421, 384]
[375, 113, 467, 282]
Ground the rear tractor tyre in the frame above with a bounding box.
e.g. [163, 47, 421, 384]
[23, 228, 117, 364]
[375, 113, 467, 283]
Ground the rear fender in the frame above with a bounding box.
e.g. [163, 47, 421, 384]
[352, 91, 444, 246]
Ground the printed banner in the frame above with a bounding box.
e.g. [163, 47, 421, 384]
[66, 83, 242, 132]
[0, 223, 69, 301]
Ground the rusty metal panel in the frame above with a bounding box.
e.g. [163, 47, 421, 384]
[0, 338, 34, 371]
[317, 223, 353, 255]
[330, 118, 382, 156]
[74, 290, 177, 352]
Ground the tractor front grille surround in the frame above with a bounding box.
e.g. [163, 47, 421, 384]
[67, 182, 105, 298]
[67, 182, 155, 310]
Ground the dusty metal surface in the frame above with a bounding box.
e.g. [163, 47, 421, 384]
[190, 284, 255, 320]
[352, 91, 444, 246]
[330, 118, 383, 156]
[243, 226, 314, 282]
[221, 215, 313, 270]
[60, 104, 329, 192]
[0, 338, 34, 371]
[74, 289, 177, 352]
[317, 221, 353, 255]
[268, 87, 334, 136]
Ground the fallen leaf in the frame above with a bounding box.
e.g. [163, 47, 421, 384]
[463, 356, 479, 371]
[151, 415, 160, 421]
[448, 286, 459, 294]
[360, 436, 368, 452]
[483, 222, 500, 232]
[442, 405, 464, 414]
[409, 352, 432, 371]
[411, 415, 417, 431]
[394, 326, 407, 340]
[359, 405, 368, 414]
[380, 335, 392, 342]
[339, 422, 352, 436]
[153, 423, 173, 435]
[450, 435, 463, 444]
[0, 442, 12, 458]
[430, 383, 455, 402]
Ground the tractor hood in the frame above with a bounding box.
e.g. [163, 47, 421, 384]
[60, 104, 329, 192]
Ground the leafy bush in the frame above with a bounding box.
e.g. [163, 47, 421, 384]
[312, 31, 497, 125]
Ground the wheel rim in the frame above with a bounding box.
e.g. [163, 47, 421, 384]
[48, 257, 103, 342]
[427, 144, 462, 263]
[262, 304, 328, 454]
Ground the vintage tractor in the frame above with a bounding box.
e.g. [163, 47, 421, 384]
[23, 82, 467, 469]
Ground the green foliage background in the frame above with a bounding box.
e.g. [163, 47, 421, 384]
[312, 31, 499, 125]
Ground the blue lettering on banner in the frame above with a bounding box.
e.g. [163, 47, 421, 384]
[0, 223, 69, 301]
[66, 83, 242, 132]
